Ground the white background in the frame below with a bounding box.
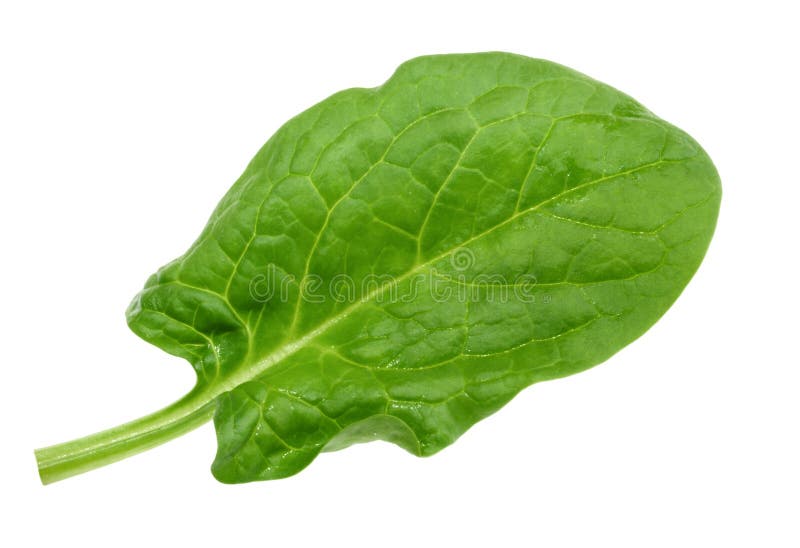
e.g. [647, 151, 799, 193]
[1, 1, 797, 546]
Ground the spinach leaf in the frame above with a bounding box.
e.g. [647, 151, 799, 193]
[35, 52, 721, 484]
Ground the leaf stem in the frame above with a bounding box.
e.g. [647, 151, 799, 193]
[34, 387, 215, 485]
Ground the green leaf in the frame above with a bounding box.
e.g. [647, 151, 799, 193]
[35, 52, 720, 484]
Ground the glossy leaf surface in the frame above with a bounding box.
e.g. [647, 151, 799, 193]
[38, 52, 721, 484]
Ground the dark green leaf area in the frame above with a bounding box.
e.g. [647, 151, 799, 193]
[126, 53, 720, 483]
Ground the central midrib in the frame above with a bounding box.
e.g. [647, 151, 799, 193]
[212, 156, 676, 398]
[36, 156, 679, 475]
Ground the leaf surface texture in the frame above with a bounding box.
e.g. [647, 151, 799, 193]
[125, 53, 721, 483]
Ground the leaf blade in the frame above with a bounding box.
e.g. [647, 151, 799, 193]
[125, 52, 721, 483]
